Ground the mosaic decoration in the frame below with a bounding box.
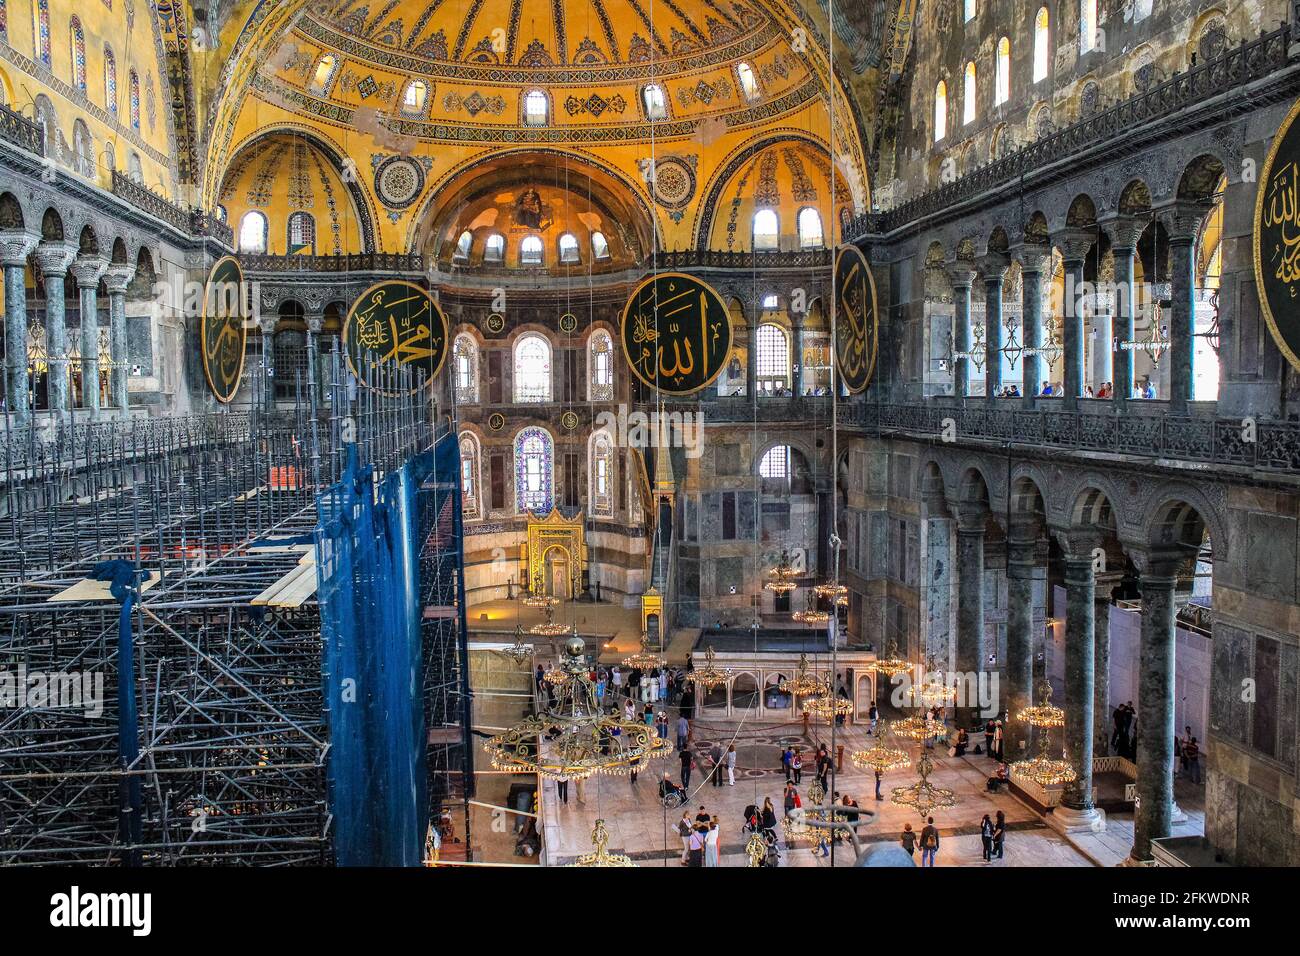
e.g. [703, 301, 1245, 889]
[373, 154, 427, 210]
[621, 272, 731, 395]
[724, 157, 759, 249]
[833, 244, 879, 394]
[754, 149, 779, 206]
[70, 17, 86, 91]
[1254, 92, 1300, 370]
[343, 281, 448, 392]
[287, 143, 315, 208]
[36, 0, 51, 66]
[644, 155, 696, 213]
[200, 257, 249, 404]
[782, 147, 817, 202]
[246, 143, 288, 206]
[442, 90, 507, 116]
[676, 76, 733, 108]
[145, 73, 156, 131]
[563, 92, 627, 118]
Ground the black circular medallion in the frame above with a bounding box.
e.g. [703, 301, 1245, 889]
[200, 256, 249, 404]
[1255, 94, 1300, 370]
[833, 244, 879, 394]
[620, 272, 731, 395]
[343, 280, 448, 392]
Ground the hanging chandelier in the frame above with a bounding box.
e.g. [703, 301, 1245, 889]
[890, 751, 957, 817]
[763, 549, 799, 594]
[530, 605, 572, 637]
[1010, 733, 1077, 788]
[520, 588, 559, 610]
[812, 581, 847, 604]
[906, 656, 958, 708]
[622, 633, 665, 670]
[568, 818, 635, 867]
[850, 731, 912, 774]
[792, 592, 830, 626]
[1016, 680, 1066, 728]
[485, 637, 671, 779]
[802, 692, 852, 725]
[745, 831, 768, 867]
[499, 627, 533, 666]
[779, 653, 829, 697]
[541, 665, 570, 686]
[891, 714, 948, 742]
[866, 639, 911, 679]
[684, 645, 732, 690]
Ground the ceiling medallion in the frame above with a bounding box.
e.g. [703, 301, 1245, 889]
[488, 412, 506, 431]
[561, 411, 579, 431]
[485, 313, 506, 334]
[644, 155, 697, 211]
[558, 312, 578, 333]
[373, 154, 426, 210]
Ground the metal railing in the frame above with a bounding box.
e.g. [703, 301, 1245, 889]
[109, 170, 232, 246]
[0, 103, 45, 157]
[239, 252, 426, 273]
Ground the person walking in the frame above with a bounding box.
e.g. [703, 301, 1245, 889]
[781, 745, 794, 781]
[677, 811, 693, 864]
[725, 743, 737, 786]
[900, 823, 916, 859]
[783, 781, 801, 817]
[919, 817, 940, 867]
[984, 719, 995, 757]
[1185, 736, 1202, 783]
[868, 702, 878, 735]
[704, 817, 721, 867]
[687, 824, 706, 867]
[874, 768, 883, 800]
[816, 747, 831, 792]
[792, 749, 803, 784]
[710, 742, 724, 787]
[676, 714, 690, 751]
[993, 810, 1006, 860]
[980, 813, 994, 862]
[679, 747, 693, 789]
[993, 720, 1004, 762]
[760, 797, 778, 838]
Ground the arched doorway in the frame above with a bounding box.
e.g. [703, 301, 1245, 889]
[542, 546, 571, 599]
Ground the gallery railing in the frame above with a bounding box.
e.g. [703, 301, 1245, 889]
[854, 401, 1300, 472]
[109, 171, 233, 246]
[845, 23, 1294, 240]
[238, 252, 426, 273]
[0, 103, 45, 157]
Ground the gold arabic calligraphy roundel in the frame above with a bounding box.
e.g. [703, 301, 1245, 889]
[1254, 94, 1300, 370]
[200, 255, 249, 404]
[621, 272, 731, 395]
[343, 280, 448, 392]
[833, 244, 880, 394]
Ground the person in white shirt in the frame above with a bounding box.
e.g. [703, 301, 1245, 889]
[725, 743, 737, 786]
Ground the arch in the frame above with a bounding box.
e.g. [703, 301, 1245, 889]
[963, 62, 976, 126]
[40, 208, 64, 241]
[755, 322, 790, 391]
[1033, 7, 1051, 83]
[591, 231, 610, 259]
[934, 80, 948, 142]
[736, 61, 759, 101]
[483, 232, 505, 262]
[452, 332, 479, 404]
[239, 210, 268, 253]
[452, 229, 473, 261]
[958, 465, 992, 510]
[753, 208, 779, 251]
[287, 211, 316, 253]
[513, 332, 552, 402]
[588, 327, 614, 401]
[77, 223, 99, 256]
[1147, 498, 1207, 553]
[1177, 154, 1226, 201]
[110, 237, 129, 265]
[310, 53, 340, 96]
[731, 672, 760, 711]
[69, 17, 87, 91]
[0, 192, 25, 230]
[797, 207, 824, 249]
[588, 429, 615, 518]
[557, 231, 579, 263]
[522, 88, 549, 125]
[995, 37, 1011, 106]
[103, 45, 118, 114]
[1066, 193, 1098, 227]
[1118, 179, 1153, 215]
[641, 83, 667, 121]
[72, 119, 93, 177]
[402, 78, 429, 115]
[514, 426, 555, 514]
[1068, 485, 1117, 532]
[520, 234, 543, 264]
[459, 431, 482, 519]
[1010, 473, 1046, 519]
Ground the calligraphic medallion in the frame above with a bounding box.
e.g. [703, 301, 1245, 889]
[200, 255, 249, 404]
[488, 412, 506, 431]
[559, 312, 578, 334]
[486, 313, 506, 334]
[1254, 94, 1300, 369]
[620, 272, 731, 395]
[833, 244, 879, 393]
[561, 410, 579, 431]
[343, 280, 447, 392]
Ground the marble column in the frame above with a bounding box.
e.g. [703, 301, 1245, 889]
[1159, 203, 1204, 414]
[1005, 522, 1040, 758]
[978, 253, 1009, 402]
[70, 256, 108, 416]
[259, 315, 278, 412]
[34, 241, 79, 419]
[1130, 554, 1181, 862]
[1054, 543, 1101, 831]
[1093, 571, 1122, 758]
[1102, 216, 1144, 409]
[1013, 244, 1050, 405]
[946, 264, 977, 399]
[955, 508, 987, 728]
[0, 231, 40, 427]
[1052, 231, 1094, 411]
[791, 312, 805, 395]
[102, 265, 135, 411]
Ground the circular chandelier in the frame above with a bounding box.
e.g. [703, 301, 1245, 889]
[781, 812, 812, 842]
[792, 592, 830, 626]
[622, 634, 666, 670]
[891, 714, 948, 742]
[530, 605, 572, 637]
[779, 653, 829, 697]
[684, 645, 732, 690]
[499, 627, 533, 666]
[568, 818, 635, 867]
[485, 637, 671, 779]
[1017, 680, 1066, 728]
[802, 693, 852, 725]
[541, 666, 570, 686]
[866, 639, 910, 679]
[1010, 734, 1077, 788]
[812, 581, 847, 604]
[763, 549, 800, 595]
[520, 588, 559, 609]
[850, 734, 911, 774]
[890, 751, 957, 817]
[906, 656, 958, 708]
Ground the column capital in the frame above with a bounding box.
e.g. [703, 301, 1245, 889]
[945, 260, 979, 290]
[1010, 242, 1052, 274]
[69, 255, 109, 289]
[258, 315, 279, 335]
[1129, 546, 1188, 582]
[1049, 228, 1095, 264]
[956, 506, 990, 534]
[976, 252, 1010, 283]
[1054, 527, 1107, 564]
[306, 315, 324, 334]
[101, 264, 135, 295]
[0, 229, 40, 268]
[1152, 199, 1210, 244]
[1098, 214, 1147, 252]
[35, 240, 79, 278]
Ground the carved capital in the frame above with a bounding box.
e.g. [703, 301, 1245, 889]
[35, 240, 80, 278]
[1099, 214, 1146, 253]
[1128, 546, 1189, 581]
[258, 316, 279, 335]
[101, 264, 135, 296]
[0, 229, 40, 268]
[69, 255, 109, 290]
[1153, 199, 1210, 243]
[1010, 242, 1051, 275]
[1049, 228, 1095, 264]
[976, 252, 1010, 284]
[306, 315, 324, 335]
[945, 260, 978, 290]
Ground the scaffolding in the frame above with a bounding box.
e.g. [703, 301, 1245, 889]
[0, 352, 471, 865]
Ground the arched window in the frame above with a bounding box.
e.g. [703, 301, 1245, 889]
[453, 333, 478, 404]
[129, 71, 140, 131]
[642, 83, 667, 120]
[513, 333, 551, 403]
[589, 329, 614, 401]
[756, 323, 789, 392]
[239, 210, 268, 253]
[310, 54, 339, 95]
[402, 79, 428, 114]
[591, 231, 610, 259]
[737, 62, 759, 101]
[287, 212, 315, 254]
[34, 1, 51, 67]
[762, 293, 780, 310]
[520, 235, 543, 265]
[524, 89, 548, 125]
[963, 0, 976, 21]
[753, 209, 779, 251]
[514, 427, 554, 513]
[1079, 0, 1097, 54]
[452, 230, 473, 262]
[759, 445, 791, 479]
[72, 118, 92, 176]
[459, 432, 481, 519]
[558, 233, 579, 264]
[963, 62, 976, 125]
[797, 207, 824, 249]
[104, 45, 117, 113]
[127, 151, 143, 183]
[995, 38, 1010, 105]
[1033, 8, 1050, 82]
[934, 80, 947, 142]
[69, 17, 86, 91]
[484, 233, 505, 262]
[589, 430, 614, 518]
[215, 204, 227, 222]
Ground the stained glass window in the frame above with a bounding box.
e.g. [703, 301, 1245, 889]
[514, 427, 553, 514]
[459, 432, 481, 519]
[69, 17, 86, 91]
[589, 329, 613, 401]
[35, 0, 51, 66]
[129, 71, 140, 130]
[104, 45, 117, 113]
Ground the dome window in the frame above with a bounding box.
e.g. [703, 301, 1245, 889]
[484, 233, 505, 263]
[753, 209, 779, 251]
[524, 90, 549, 126]
[520, 235, 543, 265]
[402, 80, 429, 115]
[591, 232, 610, 260]
[239, 211, 268, 254]
[797, 208, 823, 250]
[642, 84, 667, 120]
[452, 230, 473, 262]
[310, 54, 340, 95]
[558, 233, 580, 264]
[737, 63, 760, 102]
